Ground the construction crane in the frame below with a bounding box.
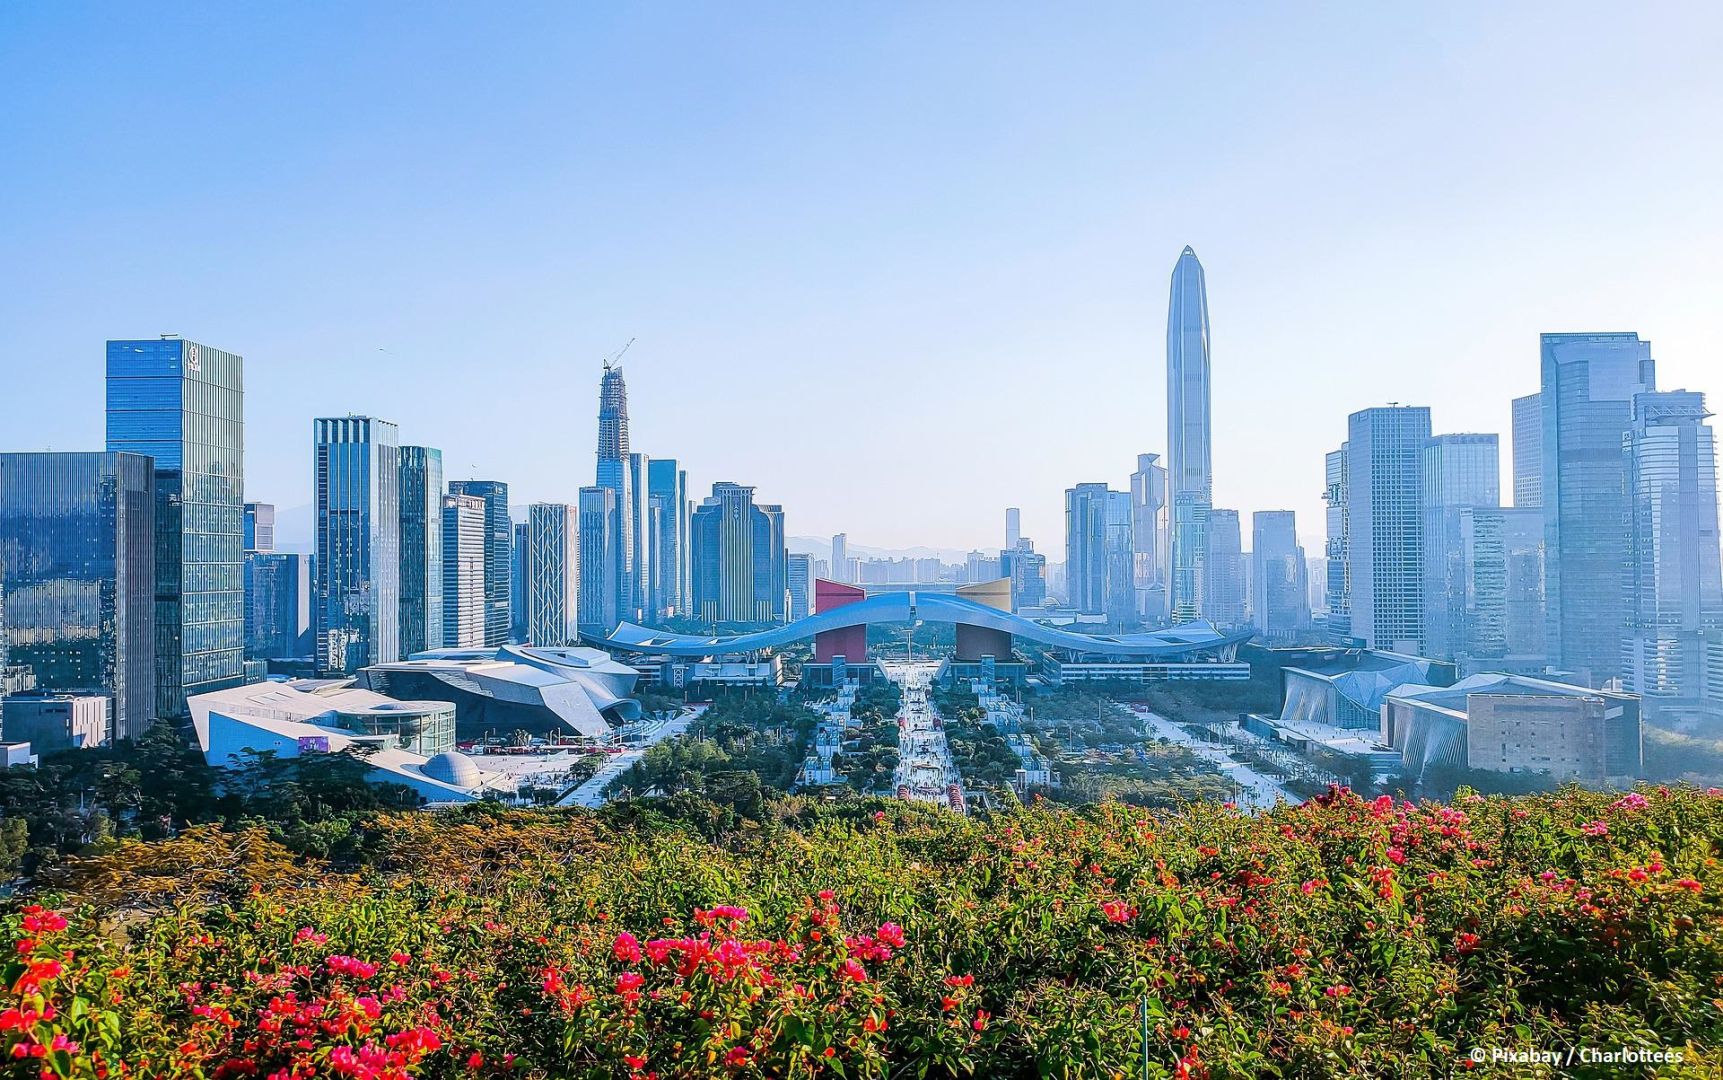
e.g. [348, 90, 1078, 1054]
[601, 337, 636, 372]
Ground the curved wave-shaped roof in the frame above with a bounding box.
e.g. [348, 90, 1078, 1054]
[595, 591, 1252, 659]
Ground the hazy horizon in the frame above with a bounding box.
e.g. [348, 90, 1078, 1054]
[4, 3, 1721, 555]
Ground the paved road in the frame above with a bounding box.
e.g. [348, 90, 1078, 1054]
[559, 706, 705, 808]
[883, 660, 966, 813]
[1132, 706, 1295, 810]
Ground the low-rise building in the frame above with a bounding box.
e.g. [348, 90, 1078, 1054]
[2, 694, 111, 752]
[1382, 673, 1642, 784]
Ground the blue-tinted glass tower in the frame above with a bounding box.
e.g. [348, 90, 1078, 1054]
[314, 416, 401, 673]
[0, 452, 157, 740]
[446, 480, 511, 646]
[397, 446, 444, 656]
[1167, 247, 1213, 623]
[106, 337, 245, 717]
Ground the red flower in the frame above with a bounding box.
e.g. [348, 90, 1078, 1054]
[1674, 878, 1703, 893]
[613, 931, 643, 964]
[876, 922, 906, 948]
[723, 1046, 751, 1067]
[840, 959, 867, 982]
[1101, 900, 1137, 924]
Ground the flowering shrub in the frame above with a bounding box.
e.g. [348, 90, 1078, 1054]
[3, 785, 1722, 1076]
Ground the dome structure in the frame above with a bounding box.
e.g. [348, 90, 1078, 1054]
[422, 751, 483, 789]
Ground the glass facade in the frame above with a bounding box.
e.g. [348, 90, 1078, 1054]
[106, 338, 245, 717]
[690, 482, 786, 626]
[314, 416, 400, 673]
[397, 446, 444, 656]
[1203, 508, 1246, 627]
[0, 452, 156, 740]
[1252, 510, 1309, 641]
[1511, 393, 1542, 508]
[1166, 247, 1212, 623]
[446, 481, 511, 646]
[1346, 406, 1432, 653]
[441, 494, 488, 648]
[578, 486, 620, 634]
[647, 458, 689, 619]
[244, 552, 313, 660]
[1420, 434, 1500, 663]
[1541, 332, 1655, 686]
[1623, 391, 1723, 717]
[1323, 444, 1351, 635]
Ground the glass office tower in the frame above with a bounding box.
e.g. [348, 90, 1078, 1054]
[442, 494, 488, 648]
[106, 337, 244, 717]
[0, 452, 157, 740]
[397, 446, 444, 656]
[526, 503, 579, 646]
[1541, 333, 1656, 686]
[578, 486, 620, 635]
[314, 416, 400, 673]
[1166, 247, 1213, 623]
[1511, 393, 1543, 508]
[446, 481, 511, 646]
[1346, 406, 1433, 654]
[647, 458, 689, 619]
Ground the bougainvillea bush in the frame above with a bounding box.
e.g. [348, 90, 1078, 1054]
[4, 785, 1722, 1077]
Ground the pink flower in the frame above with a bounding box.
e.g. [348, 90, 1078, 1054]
[1101, 899, 1137, 924]
[613, 931, 643, 964]
[325, 954, 379, 980]
[840, 958, 868, 981]
[1580, 820, 1609, 838]
[616, 971, 645, 993]
[876, 922, 906, 948]
[1386, 847, 1406, 865]
[1674, 878, 1703, 893]
[1610, 792, 1650, 811]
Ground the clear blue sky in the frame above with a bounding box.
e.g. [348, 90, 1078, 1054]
[3, 3, 1720, 555]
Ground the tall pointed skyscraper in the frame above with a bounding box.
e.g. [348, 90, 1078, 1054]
[1166, 247, 1213, 623]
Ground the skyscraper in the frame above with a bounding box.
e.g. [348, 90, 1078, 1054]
[526, 503, 580, 646]
[690, 483, 787, 625]
[446, 481, 511, 646]
[314, 416, 401, 674]
[647, 458, 690, 619]
[1167, 246, 1213, 623]
[625, 452, 654, 621]
[1346, 406, 1432, 653]
[1252, 510, 1309, 642]
[788, 553, 813, 621]
[831, 533, 851, 583]
[1064, 482, 1110, 615]
[1129, 453, 1168, 624]
[578, 486, 620, 635]
[1005, 508, 1021, 551]
[106, 337, 245, 716]
[510, 521, 529, 643]
[595, 363, 637, 626]
[1623, 390, 1723, 719]
[244, 502, 275, 554]
[396, 446, 444, 657]
[1511, 392, 1543, 508]
[244, 553, 313, 662]
[0, 452, 156, 740]
[1323, 444, 1351, 639]
[1541, 332, 1656, 686]
[441, 493, 487, 649]
[1204, 509, 1247, 627]
[1421, 434, 1502, 664]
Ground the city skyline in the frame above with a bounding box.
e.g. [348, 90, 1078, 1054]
[4, 6, 1722, 551]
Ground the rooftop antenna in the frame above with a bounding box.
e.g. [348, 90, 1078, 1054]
[601, 337, 636, 372]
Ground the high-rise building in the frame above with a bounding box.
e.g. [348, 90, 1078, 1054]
[578, 486, 620, 635]
[1421, 434, 1502, 665]
[314, 417, 401, 674]
[1323, 444, 1351, 639]
[0, 452, 156, 740]
[1204, 509, 1247, 627]
[396, 446, 444, 657]
[1511, 392, 1543, 508]
[244, 553, 313, 661]
[446, 481, 511, 646]
[526, 503, 580, 646]
[1542, 332, 1656, 686]
[244, 502, 274, 554]
[1002, 540, 1047, 609]
[625, 452, 654, 621]
[1623, 390, 1723, 719]
[106, 337, 245, 716]
[594, 363, 639, 626]
[1252, 510, 1309, 642]
[1064, 483, 1110, 615]
[788, 553, 813, 621]
[441, 494, 488, 649]
[1346, 406, 1432, 653]
[690, 482, 787, 624]
[1167, 246, 1213, 623]
[831, 533, 852, 583]
[647, 459, 690, 619]
[1005, 508, 1021, 551]
[510, 521, 529, 643]
[1130, 453, 1169, 624]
